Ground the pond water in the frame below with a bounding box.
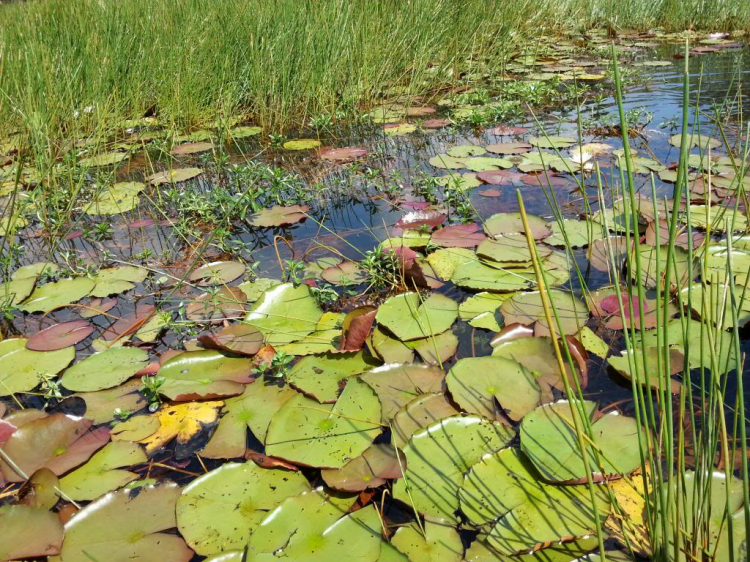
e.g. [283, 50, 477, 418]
[1, 35, 750, 562]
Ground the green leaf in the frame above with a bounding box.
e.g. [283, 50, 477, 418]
[0, 339, 75, 396]
[158, 350, 253, 401]
[392, 415, 515, 522]
[361, 363, 445, 422]
[0, 504, 63, 560]
[19, 277, 96, 313]
[265, 378, 382, 468]
[376, 292, 457, 341]
[177, 462, 311, 556]
[246, 283, 323, 345]
[287, 351, 380, 403]
[392, 518, 463, 562]
[60, 347, 150, 392]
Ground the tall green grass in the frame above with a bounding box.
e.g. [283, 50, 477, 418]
[0, 0, 748, 159]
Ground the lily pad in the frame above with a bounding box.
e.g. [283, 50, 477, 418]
[146, 167, 203, 184]
[0, 504, 63, 560]
[361, 363, 445, 422]
[201, 381, 296, 458]
[500, 290, 588, 337]
[321, 443, 403, 492]
[376, 292, 457, 341]
[60, 347, 149, 392]
[429, 154, 469, 169]
[0, 414, 109, 482]
[521, 400, 641, 482]
[74, 380, 146, 424]
[59, 441, 147, 500]
[249, 204, 310, 227]
[451, 259, 535, 292]
[431, 224, 486, 248]
[176, 461, 311, 556]
[384, 123, 417, 136]
[79, 151, 129, 167]
[287, 351, 380, 403]
[529, 135, 576, 149]
[486, 142, 533, 155]
[230, 125, 262, 138]
[393, 415, 515, 521]
[158, 350, 253, 401]
[19, 277, 96, 313]
[669, 133, 722, 149]
[458, 292, 514, 331]
[90, 266, 148, 297]
[198, 324, 264, 356]
[447, 145, 486, 158]
[0, 276, 36, 306]
[246, 283, 323, 345]
[392, 518, 463, 562]
[59, 482, 193, 562]
[319, 146, 369, 162]
[408, 329, 459, 366]
[483, 212, 551, 240]
[465, 156, 513, 172]
[0, 338, 75, 396]
[188, 261, 246, 286]
[140, 401, 223, 455]
[85, 182, 145, 215]
[545, 219, 603, 248]
[446, 356, 541, 421]
[265, 377, 382, 468]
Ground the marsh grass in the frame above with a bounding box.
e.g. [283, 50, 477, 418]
[0, 0, 748, 163]
[524, 44, 750, 559]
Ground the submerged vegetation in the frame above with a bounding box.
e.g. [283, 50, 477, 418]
[1, 1, 750, 562]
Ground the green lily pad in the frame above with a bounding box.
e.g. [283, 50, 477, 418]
[146, 167, 203, 185]
[392, 518, 463, 562]
[78, 151, 129, 167]
[669, 133, 722, 149]
[85, 182, 145, 215]
[246, 283, 323, 345]
[529, 135, 576, 149]
[230, 125, 262, 138]
[465, 156, 513, 172]
[446, 356, 541, 421]
[500, 290, 588, 337]
[90, 265, 148, 297]
[425, 247, 476, 280]
[429, 154, 469, 170]
[321, 443, 403, 492]
[484, 212, 552, 240]
[0, 338, 75, 396]
[491, 337, 578, 393]
[384, 123, 417, 136]
[632, 244, 695, 292]
[246, 490, 383, 561]
[284, 139, 322, 150]
[477, 234, 547, 263]
[0, 504, 63, 560]
[249, 205, 310, 227]
[59, 441, 146, 500]
[367, 325, 416, 363]
[188, 261, 246, 286]
[0, 276, 36, 306]
[435, 173, 482, 190]
[74, 380, 146, 424]
[158, 350, 253, 401]
[460, 447, 610, 555]
[60, 347, 150, 392]
[391, 393, 460, 449]
[521, 400, 641, 482]
[237, 277, 282, 302]
[408, 329, 459, 366]
[447, 145, 486, 158]
[176, 461, 311, 556]
[59, 482, 193, 562]
[361, 363, 445, 422]
[458, 292, 514, 331]
[451, 259, 536, 292]
[265, 378, 381, 468]
[19, 277, 96, 313]
[287, 351, 380, 403]
[685, 205, 748, 233]
[376, 292, 457, 342]
[545, 219, 603, 248]
[392, 415, 515, 522]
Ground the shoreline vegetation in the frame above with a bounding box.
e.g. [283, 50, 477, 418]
[0, 0, 748, 157]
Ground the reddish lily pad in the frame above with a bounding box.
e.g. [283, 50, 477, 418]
[0, 414, 109, 482]
[319, 147, 369, 162]
[249, 205, 310, 227]
[395, 210, 446, 229]
[339, 306, 377, 352]
[421, 118, 452, 128]
[477, 169, 520, 185]
[26, 320, 94, 351]
[198, 324, 264, 356]
[431, 224, 486, 248]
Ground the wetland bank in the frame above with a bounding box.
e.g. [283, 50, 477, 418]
[1, 1, 750, 561]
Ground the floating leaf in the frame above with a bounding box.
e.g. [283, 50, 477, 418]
[340, 306, 377, 351]
[0, 504, 63, 560]
[669, 133, 722, 149]
[529, 135, 576, 149]
[0, 276, 36, 306]
[61, 347, 149, 392]
[176, 461, 311, 556]
[460, 447, 610, 555]
[393, 415, 515, 521]
[198, 324, 263, 356]
[429, 154, 469, 169]
[451, 259, 535, 292]
[89, 265, 148, 297]
[230, 125, 262, 138]
[446, 356, 541, 421]
[246, 283, 323, 345]
[139, 401, 223, 455]
[0, 414, 109, 482]
[500, 290, 588, 337]
[395, 210, 446, 229]
[188, 261, 245, 286]
[265, 378, 382, 468]
[447, 145, 486, 158]
[367, 325, 416, 363]
[361, 363, 445, 422]
[319, 146, 369, 162]
[85, 182, 145, 215]
[491, 337, 581, 392]
[27, 320, 93, 351]
[392, 518, 463, 562]
[111, 415, 160, 442]
[237, 277, 282, 302]
[201, 380, 296, 458]
[384, 123, 418, 136]
[79, 151, 128, 167]
[321, 443, 403, 491]
[465, 156, 513, 172]
[283, 139, 321, 150]
[458, 292, 513, 331]
[287, 351, 379, 403]
[376, 292, 457, 341]
[0, 338, 75, 396]
[634, 245, 695, 289]
[58, 482, 193, 562]
[321, 260, 366, 285]
[486, 142, 532, 155]
[431, 224, 486, 248]
[249, 204, 310, 227]
[171, 141, 213, 155]
[158, 350, 253, 401]
[19, 277, 96, 313]
[483, 212, 551, 240]
[521, 400, 641, 482]
[545, 219, 602, 248]
[409, 329, 458, 366]
[246, 490, 382, 561]
[186, 287, 247, 324]
[146, 167, 203, 184]
[59, 441, 147, 500]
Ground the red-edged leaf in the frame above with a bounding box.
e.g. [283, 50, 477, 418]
[26, 321, 94, 351]
[245, 449, 299, 471]
[431, 224, 486, 248]
[340, 306, 377, 352]
[395, 210, 446, 230]
[101, 303, 155, 341]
